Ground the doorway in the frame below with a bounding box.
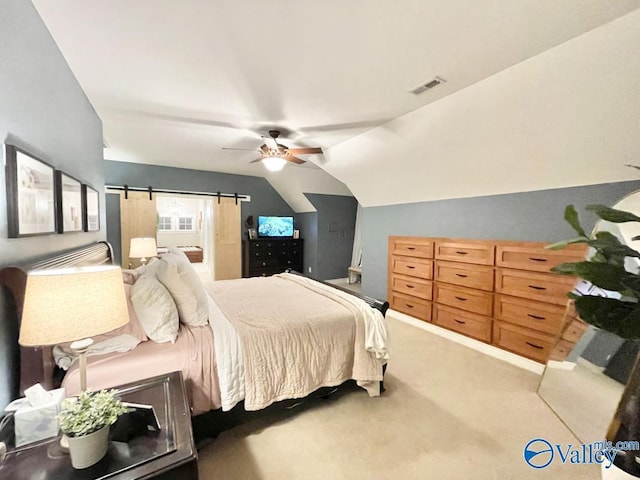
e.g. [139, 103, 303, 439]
[115, 192, 242, 281]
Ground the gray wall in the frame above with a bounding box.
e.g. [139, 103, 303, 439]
[0, 0, 104, 410]
[362, 180, 640, 299]
[296, 212, 318, 276]
[0, 0, 105, 268]
[103, 160, 294, 261]
[303, 194, 357, 281]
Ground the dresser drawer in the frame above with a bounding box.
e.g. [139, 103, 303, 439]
[496, 243, 587, 273]
[561, 318, 588, 343]
[390, 237, 434, 259]
[434, 283, 493, 316]
[390, 292, 432, 321]
[495, 268, 576, 305]
[548, 339, 576, 361]
[434, 261, 494, 291]
[492, 321, 555, 363]
[391, 255, 433, 279]
[391, 274, 432, 300]
[435, 240, 495, 265]
[493, 294, 566, 335]
[433, 304, 492, 342]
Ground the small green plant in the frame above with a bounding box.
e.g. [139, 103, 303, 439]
[58, 389, 127, 437]
[548, 204, 640, 339]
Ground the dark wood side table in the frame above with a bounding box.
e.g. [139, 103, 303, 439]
[0, 371, 198, 479]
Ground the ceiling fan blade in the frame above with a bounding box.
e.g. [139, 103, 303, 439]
[222, 147, 261, 152]
[284, 154, 306, 165]
[287, 147, 323, 155]
[249, 157, 264, 163]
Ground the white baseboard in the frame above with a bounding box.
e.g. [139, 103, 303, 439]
[388, 309, 545, 375]
[546, 359, 577, 371]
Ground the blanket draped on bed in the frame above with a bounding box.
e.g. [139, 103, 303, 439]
[206, 274, 387, 411]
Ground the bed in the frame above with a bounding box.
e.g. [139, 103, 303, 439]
[0, 241, 389, 425]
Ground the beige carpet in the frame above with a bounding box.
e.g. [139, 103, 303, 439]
[197, 313, 599, 479]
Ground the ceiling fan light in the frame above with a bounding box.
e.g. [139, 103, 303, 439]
[262, 156, 287, 172]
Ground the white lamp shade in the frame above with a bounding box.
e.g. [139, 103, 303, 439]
[129, 237, 157, 258]
[19, 265, 129, 346]
[262, 156, 287, 172]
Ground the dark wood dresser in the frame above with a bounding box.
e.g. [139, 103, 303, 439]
[242, 238, 304, 277]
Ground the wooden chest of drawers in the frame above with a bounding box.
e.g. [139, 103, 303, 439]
[388, 237, 434, 323]
[388, 236, 588, 363]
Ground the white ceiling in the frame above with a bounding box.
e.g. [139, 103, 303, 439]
[32, 0, 640, 210]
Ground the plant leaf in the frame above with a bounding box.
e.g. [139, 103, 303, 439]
[589, 231, 640, 259]
[564, 205, 587, 237]
[555, 262, 633, 292]
[546, 238, 588, 250]
[586, 204, 640, 223]
[573, 295, 640, 339]
[551, 262, 578, 275]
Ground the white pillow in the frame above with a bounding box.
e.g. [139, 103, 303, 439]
[156, 250, 209, 326]
[130, 273, 179, 343]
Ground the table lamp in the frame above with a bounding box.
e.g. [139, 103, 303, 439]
[19, 265, 129, 392]
[129, 237, 157, 266]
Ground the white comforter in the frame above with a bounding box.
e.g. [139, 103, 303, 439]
[205, 273, 389, 411]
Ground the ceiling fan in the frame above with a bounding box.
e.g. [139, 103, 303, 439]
[222, 130, 323, 171]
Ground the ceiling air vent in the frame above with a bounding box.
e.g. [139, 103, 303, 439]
[409, 76, 446, 95]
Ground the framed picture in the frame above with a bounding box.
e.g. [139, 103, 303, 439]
[82, 184, 100, 232]
[4, 144, 56, 238]
[55, 171, 83, 233]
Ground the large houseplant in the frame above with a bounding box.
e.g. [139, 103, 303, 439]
[550, 203, 640, 476]
[58, 389, 127, 469]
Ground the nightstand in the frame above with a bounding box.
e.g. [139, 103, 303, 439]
[0, 371, 198, 479]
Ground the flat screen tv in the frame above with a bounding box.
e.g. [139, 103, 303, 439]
[257, 215, 294, 238]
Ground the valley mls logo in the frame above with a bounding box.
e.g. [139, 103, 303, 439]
[524, 439, 554, 469]
[523, 438, 640, 469]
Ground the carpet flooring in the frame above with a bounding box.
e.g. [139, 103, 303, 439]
[197, 313, 599, 479]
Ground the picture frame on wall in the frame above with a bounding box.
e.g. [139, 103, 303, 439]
[55, 171, 83, 233]
[4, 144, 57, 238]
[82, 184, 100, 232]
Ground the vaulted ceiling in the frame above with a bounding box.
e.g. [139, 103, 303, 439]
[32, 0, 640, 210]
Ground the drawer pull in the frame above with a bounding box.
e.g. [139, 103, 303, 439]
[406, 265, 416, 269]
[454, 296, 467, 301]
[407, 247, 416, 250]
[527, 314, 546, 320]
[526, 341, 544, 350]
[528, 285, 547, 291]
[454, 319, 466, 324]
[456, 251, 469, 255]
[455, 273, 468, 278]
[529, 257, 548, 262]
[406, 284, 415, 289]
[405, 304, 414, 309]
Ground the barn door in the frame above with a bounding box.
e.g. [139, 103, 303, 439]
[214, 197, 241, 280]
[120, 191, 157, 268]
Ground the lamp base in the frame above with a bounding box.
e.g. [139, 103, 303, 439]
[70, 338, 94, 392]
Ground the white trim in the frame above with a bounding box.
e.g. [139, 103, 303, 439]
[546, 359, 577, 371]
[388, 309, 545, 375]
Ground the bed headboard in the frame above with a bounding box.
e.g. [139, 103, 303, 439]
[0, 241, 113, 409]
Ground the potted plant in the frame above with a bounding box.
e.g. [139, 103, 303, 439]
[58, 389, 127, 469]
[550, 203, 640, 477]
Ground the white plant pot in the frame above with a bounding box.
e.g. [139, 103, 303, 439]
[66, 425, 109, 469]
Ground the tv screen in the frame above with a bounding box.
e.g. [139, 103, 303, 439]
[257, 216, 294, 238]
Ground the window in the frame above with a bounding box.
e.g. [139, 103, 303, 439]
[158, 216, 173, 231]
[178, 217, 194, 231]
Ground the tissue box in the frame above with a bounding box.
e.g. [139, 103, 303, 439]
[11, 388, 65, 446]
